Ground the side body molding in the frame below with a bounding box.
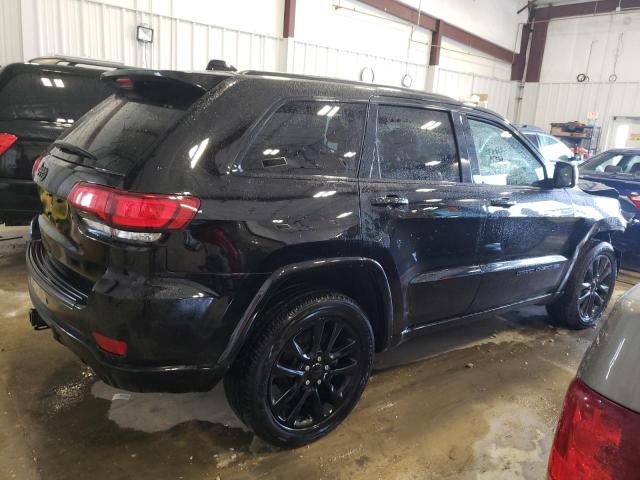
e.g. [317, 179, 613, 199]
[217, 256, 394, 369]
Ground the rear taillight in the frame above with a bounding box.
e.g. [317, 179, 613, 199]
[68, 182, 200, 232]
[548, 378, 640, 480]
[628, 195, 640, 209]
[115, 77, 134, 90]
[0, 133, 17, 156]
[32, 155, 44, 179]
[93, 332, 128, 356]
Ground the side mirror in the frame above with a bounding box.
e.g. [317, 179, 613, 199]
[553, 160, 578, 188]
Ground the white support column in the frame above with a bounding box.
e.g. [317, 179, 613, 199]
[424, 65, 439, 93]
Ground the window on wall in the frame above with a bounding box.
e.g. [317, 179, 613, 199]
[241, 101, 367, 177]
[367, 105, 460, 182]
[468, 119, 545, 186]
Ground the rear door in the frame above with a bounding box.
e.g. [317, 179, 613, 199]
[464, 115, 577, 311]
[358, 98, 485, 330]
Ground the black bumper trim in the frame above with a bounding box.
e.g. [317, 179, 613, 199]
[27, 240, 89, 309]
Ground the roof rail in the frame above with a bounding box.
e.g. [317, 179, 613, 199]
[29, 55, 126, 69]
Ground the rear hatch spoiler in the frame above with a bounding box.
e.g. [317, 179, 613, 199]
[101, 69, 233, 96]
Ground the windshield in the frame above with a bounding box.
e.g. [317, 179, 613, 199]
[580, 151, 640, 175]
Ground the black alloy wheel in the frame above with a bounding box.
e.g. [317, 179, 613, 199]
[224, 291, 374, 448]
[577, 254, 614, 323]
[268, 317, 362, 430]
[547, 241, 617, 329]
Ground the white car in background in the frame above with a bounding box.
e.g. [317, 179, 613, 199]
[517, 125, 575, 175]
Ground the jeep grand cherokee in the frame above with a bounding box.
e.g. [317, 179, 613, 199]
[27, 68, 625, 447]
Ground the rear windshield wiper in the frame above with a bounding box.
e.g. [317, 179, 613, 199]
[52, 141, 97, 161]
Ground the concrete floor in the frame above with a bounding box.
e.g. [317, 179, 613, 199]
[0, 226, 632, 480]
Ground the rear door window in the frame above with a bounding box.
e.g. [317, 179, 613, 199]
[368, 105, 459, 182]
[0, 70, 111, 122]
[241, 101, 367, 177]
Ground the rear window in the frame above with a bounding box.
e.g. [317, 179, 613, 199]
[56, 95, 188, 174]
[241, 101, 367, 177]
[0, 69, 111, 122]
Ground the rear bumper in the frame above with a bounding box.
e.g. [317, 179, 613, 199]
[26, 240, 228, 393]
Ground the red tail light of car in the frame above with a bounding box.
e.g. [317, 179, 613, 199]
[93, 332, 128, 357]
[548, 378, 640, 480]
[32, 155, 44, 178]
[628, 195, 640, 209]
[0, 133, 17, 156]
[68, 182, 200, 232]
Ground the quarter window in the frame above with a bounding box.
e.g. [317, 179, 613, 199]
[242, 101, 367, 177]
[469, 119, 545, 186]
[369, 106, 459, 181]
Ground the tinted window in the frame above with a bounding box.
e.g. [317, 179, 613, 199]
[469, 119, 544, 186]
[56, 95, 188, 175]
[242, 101, 366, 177]
[524, 133, 540, 147]
[369, 106, 459, 181]
[0, 70, 112, 122]
[581, 152, 640, 174]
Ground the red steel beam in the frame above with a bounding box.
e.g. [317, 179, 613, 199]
[358, 0, 437, 31]
[535, 0, 640, 20]
[524, 0, 640, 82]
[429, 20, 441, 66]
[358, 0, 515, 65]
[439, 22, 514, 64]
[283, 0, 296, 38]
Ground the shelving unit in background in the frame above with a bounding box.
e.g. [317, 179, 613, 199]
[550, 122, 601, 158]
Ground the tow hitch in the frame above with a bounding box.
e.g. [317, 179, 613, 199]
[29, 309, 49, 330]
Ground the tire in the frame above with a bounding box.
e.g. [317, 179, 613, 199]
[547, 241, 617, 329]
[224, 291, 374, 448]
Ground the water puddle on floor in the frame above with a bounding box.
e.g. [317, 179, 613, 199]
[90, 381, 248, 433]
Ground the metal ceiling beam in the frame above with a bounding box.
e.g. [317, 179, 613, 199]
[358, 0, 515, 65]
[524, 0, 640, 82]
[283, 0, 296, 38]
[535, 0, 640, 19]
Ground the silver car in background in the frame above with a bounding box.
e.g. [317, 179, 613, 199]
[548, 284, 640, 479]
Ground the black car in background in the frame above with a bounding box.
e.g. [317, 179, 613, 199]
[27, 69, 625, 447]
[0, 56, 119, 225]
[579, 149, 640, 271]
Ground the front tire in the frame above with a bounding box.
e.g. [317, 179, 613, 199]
[547, 241, 617, 329]
[224, 291, 374, 448]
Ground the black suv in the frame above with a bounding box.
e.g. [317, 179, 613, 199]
[27, 69, 625, 447]
[0, 56, 118, 225]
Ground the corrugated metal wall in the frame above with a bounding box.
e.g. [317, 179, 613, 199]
[290, 40, 428, 90]
[20, 0, 284, 71]
[0, 0, 23, 66]
[12, 0, 519, 117]
[433, 68, 518, 119]
[518, 81, 640, 150]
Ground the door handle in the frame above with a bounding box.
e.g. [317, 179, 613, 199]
[483, 242, 503, 253]
[490, 197, 516, 208]
[370, 195, 409, 207]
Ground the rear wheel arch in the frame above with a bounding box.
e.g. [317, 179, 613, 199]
[220, 257, 395, 369]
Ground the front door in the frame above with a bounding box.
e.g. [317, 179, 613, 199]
[358, 99, 485, 331]
[464, 116, 577, 312]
